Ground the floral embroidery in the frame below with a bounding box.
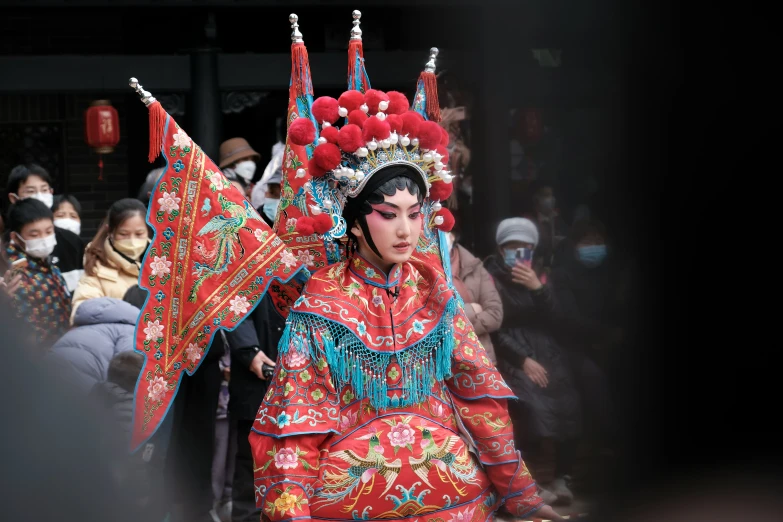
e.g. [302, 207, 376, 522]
[276, 412, 292, 428]
[342, 389, 355, 404]
[280, 250, 298, 268]
[149, 255, 172, 278]
[158, 191, 181, 215]
[172, 159, 185, 172]
[283, 382, 294, 395]
[456, 317, 466, 330]
[172, 130, 191, 150]
[229, 295, 251, 315]
[365, 267, 377, 278]
[338, 410, 358, 431]
[311, 388, 324, 401]
[387, 366, 400, 381]
[147, 376, 167, 402]
[297, 249, 315, 267]
[450, 505, 477, 522]
[286, 217, 298, 233]
[300, 369, 312, 383]
[254, 229, 269, 242]
[413, 320, 425, 334]
[385, 417, 416, 454]
[184, 342, 201, 363]
[273, 447, 299, 469]
[144, 319, 164, 342]
[266, 489, 307, 518]
[287, 349, 307, 368]
[356, 321, 367, 337]
[208, 171, 224, 188]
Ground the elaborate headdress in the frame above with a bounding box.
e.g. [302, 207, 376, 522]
[273, 12, 454, 264]
[285, 46, 455, 244]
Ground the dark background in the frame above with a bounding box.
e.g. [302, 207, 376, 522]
[1, 0, 781, 519]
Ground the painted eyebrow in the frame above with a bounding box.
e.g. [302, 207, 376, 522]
[373, 202, 422, 211]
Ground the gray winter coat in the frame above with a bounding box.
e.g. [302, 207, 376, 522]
[49, 297, 139, 391]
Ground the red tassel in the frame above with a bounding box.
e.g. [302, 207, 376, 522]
[418, 71, 441, 123]
[291, 42, 313, 97]
[98, 155, 104, 181]
[347, 39, 364, 92]
[147, 101, 166, 163]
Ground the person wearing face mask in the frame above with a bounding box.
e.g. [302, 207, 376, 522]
[70, 198, 150, 321]
[258, 169, 282, 226]
[6, 164, 85, 293]
[3, 198, 72, 349]
[218, 137, 261, 200]
[550, 218, 618, 460]
[484, 217, 582, 506]
[446, 226, 502, 363]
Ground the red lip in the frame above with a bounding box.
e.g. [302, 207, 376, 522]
[393, 242, 410, 251]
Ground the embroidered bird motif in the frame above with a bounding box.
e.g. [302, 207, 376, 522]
[201, 197, 212, 216]
[315, 427, 402, 512]
[408, 425, 479, 496]
[188, 194, 263, 301]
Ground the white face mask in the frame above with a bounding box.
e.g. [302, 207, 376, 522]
[234, 160, 257, 182]
[15, 192, 54, 208]
[54, 218, 81, 236]
[18, 233, 57, 259]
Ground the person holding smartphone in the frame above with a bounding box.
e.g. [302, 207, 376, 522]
[485, 217, 582, 507]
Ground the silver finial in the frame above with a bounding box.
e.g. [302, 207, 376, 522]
[128, 77, 156, 107]
[424, 47, 439, 73]
[290, 14, 303, 43]
[350, 10, 362, 41]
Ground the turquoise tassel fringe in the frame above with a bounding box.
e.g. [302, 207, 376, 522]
[278, 297, 459, 410]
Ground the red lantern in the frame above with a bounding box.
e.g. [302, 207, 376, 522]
[85, 100, 120, 180]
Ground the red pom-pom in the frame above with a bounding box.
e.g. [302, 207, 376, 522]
[348, 110, 368, 128]
[429, 181, 453, 202]
[312, 96, 340, 125]
[308, 161, 328, 178]
[296, 217, 316, 236]
[386, 114, 403, 133]
[386, 91, 410, 115]
[362, 117, 391, 142]
[401, 111, 424, 137]
[364, 89, 390, 114]
[289, 117, 316, 146]
[435, 144, 450, 165]
[338, 90, 365, 112]
[435, 208, 455, 232]
[440, 127, 450, 146]
[337, 124, 364, 153]
[418, 121, 443, 150]
[320, 126, 339, 144]
[312, 143, 342, 171]
[313, 213, 333, 234]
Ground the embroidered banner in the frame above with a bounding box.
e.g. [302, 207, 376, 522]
[131, 104, 306, 450]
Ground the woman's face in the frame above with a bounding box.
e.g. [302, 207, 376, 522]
[113, 214, 149, 241]
[53, 201, 80, 222]
[352, 188, 423, 272]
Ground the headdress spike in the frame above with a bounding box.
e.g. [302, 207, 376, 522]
[350, 10, 362, 41]
[424, 47, 439, 73]
[290, 13, 303, 43]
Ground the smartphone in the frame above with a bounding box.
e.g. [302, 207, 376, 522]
[516, 248, 533, 267]
[10, 258, 28, 273]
